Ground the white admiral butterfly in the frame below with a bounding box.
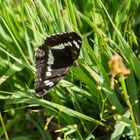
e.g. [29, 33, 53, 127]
[34, 32, 82, 96]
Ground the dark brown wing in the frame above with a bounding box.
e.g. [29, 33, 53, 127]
[34, 32, 82, 97]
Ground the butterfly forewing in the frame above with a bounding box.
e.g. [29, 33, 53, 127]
[34, 32, 82, 96]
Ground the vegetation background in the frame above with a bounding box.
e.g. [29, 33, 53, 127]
[0, 0, 140, 139]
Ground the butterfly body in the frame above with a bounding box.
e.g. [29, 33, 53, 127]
[34, 32, 82, 96]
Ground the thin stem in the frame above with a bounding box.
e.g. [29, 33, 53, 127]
[0, 112, 9, 140]
[120, 75, 139, 140]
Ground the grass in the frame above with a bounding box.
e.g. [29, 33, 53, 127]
[0, 0, 140, 139]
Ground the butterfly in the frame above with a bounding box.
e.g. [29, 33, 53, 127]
[34, 32, 82, 96]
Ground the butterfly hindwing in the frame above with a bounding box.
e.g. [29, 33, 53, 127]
[34, 32, 82, 96]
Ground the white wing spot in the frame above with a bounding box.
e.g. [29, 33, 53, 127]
[64, 41, 72, 47]
[44, 80, 49, 84]
[68, 42, 72, 46]
[78, 40, 81, 43]
[47, 66, 52, 71]
[64, 43, 68, 46]
[48, 82, 54, 87]
[73, 40, 79, 49]
[44, 81, 54, 86]
[46, 71, 52, 76]
[43, 89, 48, 93]
[47, 50, 54, 64]
[51, 42, 73, 50]
[47, 60, 54, 65]
[51, 43, 65, 49]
